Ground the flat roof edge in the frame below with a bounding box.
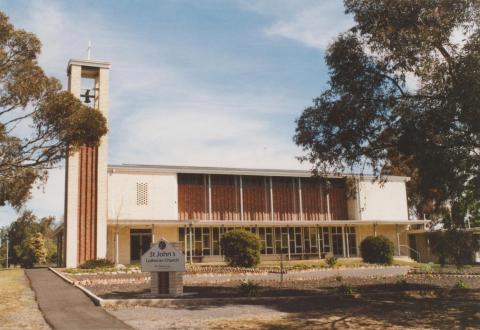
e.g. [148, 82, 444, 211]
[107, 164, 410, 181]
[108, 219, 428, 225]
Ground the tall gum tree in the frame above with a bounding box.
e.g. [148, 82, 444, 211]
[0, 12, 107, 209]
[294, 1, 480, 227]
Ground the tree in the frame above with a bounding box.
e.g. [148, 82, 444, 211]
[360, 235, 395, 265]
[220, 229, 261, 268]
[0, 11, 107, 209]
[4, 210, 57, 267]
[429, 229, 479, 268]
[294, 1, 480, 226]
[0, 227, 8, 267]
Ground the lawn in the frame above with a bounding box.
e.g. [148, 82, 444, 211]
[0, 269, 49, 329]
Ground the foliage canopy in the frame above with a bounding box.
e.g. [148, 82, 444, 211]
[0, 11, 107, 209]
[294, 1, 480, 226]
[1, 210, 57, 267]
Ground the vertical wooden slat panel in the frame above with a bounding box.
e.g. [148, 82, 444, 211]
[211, 175, 240, 220]
[301, 178, 328, 220]
[178, 174, 207, 220]
[77, 148, 85, 263]
[90, 147, 98, 260]
[329, 179, 348, 220]
[272, 177, 298, 221]
[77, 145, 98, 264]
[85, 147, 91, 261]
[94, 147, 98, 258]
[242, 176, 269, 220]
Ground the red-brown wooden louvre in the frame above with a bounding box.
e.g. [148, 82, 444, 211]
[300, 177, 327, 220]
[77, 145, 97, 264]
[271, 177, 300, 220]
[242, 176, 270, 220]
[211, 175, 240, 220]
[178, 173, 348, 222]
[328, 179, 348, 220]
[178, 174, 207, 220]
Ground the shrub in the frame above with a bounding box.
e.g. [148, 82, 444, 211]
[419, 262, 435, 273]
[338, 284, 356, 296]
[454, 280, 469, 289]
[360, 235, 394, 265]
[239, 280, 260, 297]
[326, 255, 338, 268]
[291, 263, 312, 271]
[78, 258, 114, 269]
[220, 229, 260, 268]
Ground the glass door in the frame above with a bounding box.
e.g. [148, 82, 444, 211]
[130, 229, 152, 263]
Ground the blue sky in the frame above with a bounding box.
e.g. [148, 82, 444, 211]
[0, 0, 353, 226]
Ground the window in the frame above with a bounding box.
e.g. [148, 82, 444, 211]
[212, 228, 221, 255]
[202, 227, 211, 256]
[346, 227, 357, 256]
[194, 228, 202, 256]
[136, 182, 148, 206]
[322, 227, 331, 253]
[331, 227, 344, 256]
[294, 227, 303, 254]
[274, 227, 282, 254]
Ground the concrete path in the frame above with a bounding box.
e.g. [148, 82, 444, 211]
[25, 268, 131, 330]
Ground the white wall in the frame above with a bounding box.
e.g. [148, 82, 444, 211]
[356, 180, 409, 221]
[108, 172, 178, 221]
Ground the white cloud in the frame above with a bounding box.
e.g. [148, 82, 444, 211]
[241, 0, 353, 49]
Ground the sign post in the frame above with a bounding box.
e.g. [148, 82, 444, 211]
[141, 238, 186, 296]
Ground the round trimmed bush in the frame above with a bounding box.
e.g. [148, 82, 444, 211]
[360, 235, 394, 265]
[220, 229, 261, 268]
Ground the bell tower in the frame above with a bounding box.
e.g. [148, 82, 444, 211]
[64, 59, 111, 268]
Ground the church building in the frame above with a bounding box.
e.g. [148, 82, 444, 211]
[56, 58, 428, 268]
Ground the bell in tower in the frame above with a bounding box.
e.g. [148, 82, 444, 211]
[64, 59, 111, 268]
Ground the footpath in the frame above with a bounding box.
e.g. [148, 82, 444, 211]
[25, 268, 131, 330]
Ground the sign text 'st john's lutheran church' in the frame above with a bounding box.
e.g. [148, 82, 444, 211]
[141, 239, 185, 273]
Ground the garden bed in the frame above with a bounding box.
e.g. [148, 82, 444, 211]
[79, 273, 479, 300]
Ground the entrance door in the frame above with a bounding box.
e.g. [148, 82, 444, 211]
[130, 229, 152, 263]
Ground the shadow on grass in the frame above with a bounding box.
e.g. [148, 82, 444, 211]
[203, 292, 480, 329]
[98, 281, 480, 329]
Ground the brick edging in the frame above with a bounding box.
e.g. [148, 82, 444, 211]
[49, 267, 105, 306]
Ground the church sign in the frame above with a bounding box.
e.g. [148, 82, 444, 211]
[141, 238, 186, 272]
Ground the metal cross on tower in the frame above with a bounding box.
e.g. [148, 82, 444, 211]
[87, 41, 92, 60]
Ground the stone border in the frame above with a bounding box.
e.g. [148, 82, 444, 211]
[60, 264, 409, 277]
[49, 267, 104, 306]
